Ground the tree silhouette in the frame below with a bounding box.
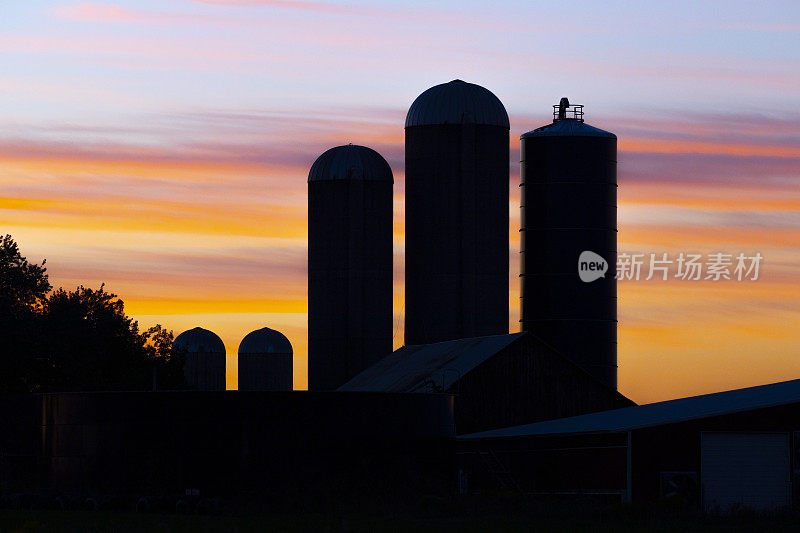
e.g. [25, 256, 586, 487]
[0, 234, 51, 313]
[0, 234, 186, 393]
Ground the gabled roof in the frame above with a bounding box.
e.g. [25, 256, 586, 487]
[460, 378, 800, 439]
[338, 333, 525, 393]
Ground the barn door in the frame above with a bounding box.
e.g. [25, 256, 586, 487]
[701, 432, 791, 513]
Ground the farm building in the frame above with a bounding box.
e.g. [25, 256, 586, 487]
[339, 332, 633, 435]
[459, 379, 800, 512]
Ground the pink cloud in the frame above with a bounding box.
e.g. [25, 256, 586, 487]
[190, 0, 364, 16]
[53, 3, 141, 23]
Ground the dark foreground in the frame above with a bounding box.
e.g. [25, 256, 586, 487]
[3, 495, 800, 533]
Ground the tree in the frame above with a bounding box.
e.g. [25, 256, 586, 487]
[144, 324, 187, 390]
[0, 234, 51, 391]
[0, 234, 51, 314]
[0, 235, 186, 393]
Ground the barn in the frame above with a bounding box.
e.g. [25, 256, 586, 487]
[338, 332, 633, 434]
[458, 379, 800, 512]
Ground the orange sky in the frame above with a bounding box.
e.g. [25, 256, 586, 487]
[2, 1, 799, 404]
[3, 111, 799, 403]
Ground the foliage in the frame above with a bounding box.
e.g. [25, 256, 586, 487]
[0, 234, 186, 393]
[0, 234, 51, 315]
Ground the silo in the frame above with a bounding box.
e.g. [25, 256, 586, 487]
[404, 80, 510, 345]
[308, 144, 393, 391]
[237, 326, 293, 391]
[519, 98, 617, 389]
[172, 327, 226, 391]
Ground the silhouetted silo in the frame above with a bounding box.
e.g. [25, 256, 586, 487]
[308, 144, 393, 391]
[173, 327, 226, 391]
[519, 98, 617, 389]
[237, 326, 293, 391]
[404, 80, 510, 345]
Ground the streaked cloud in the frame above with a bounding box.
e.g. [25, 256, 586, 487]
[3, 0, 799, 399]
[53, 3, 142, 23]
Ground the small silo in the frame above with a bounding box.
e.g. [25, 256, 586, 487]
[307, 144, 394, 391]
[519, 98, 617, 389]
[237, 327, 293, 391]
[404, 80, 510, 345]
[173, 327, 226, 391]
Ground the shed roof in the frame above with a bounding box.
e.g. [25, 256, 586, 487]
[459, 378, 800, 439]
[338, 333, 525, 393]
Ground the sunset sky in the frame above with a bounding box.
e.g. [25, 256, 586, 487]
[1, 1, 798, 402]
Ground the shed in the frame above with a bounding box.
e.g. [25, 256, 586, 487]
[339, 332, 632, 434]
[458, 379, 800, 512]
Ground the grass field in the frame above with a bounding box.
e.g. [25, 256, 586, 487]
[3, 495, 800, 533]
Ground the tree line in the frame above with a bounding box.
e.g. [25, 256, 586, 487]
[0, 234, 186, 393]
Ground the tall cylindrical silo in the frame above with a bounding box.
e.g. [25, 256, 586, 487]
[238, 327, 293, 391]
[404, 80, 510, 346]
[519, 98, 617, 389]
[172, 327, 226, 391]
[307, 144, 394, 391]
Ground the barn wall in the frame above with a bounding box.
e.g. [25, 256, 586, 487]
[450, 334, 632, 434]
[458, 433, 627, 495]
[0, 391, 456, 502]
[631, 403, 800, 505]
[459, 402, 800, 506]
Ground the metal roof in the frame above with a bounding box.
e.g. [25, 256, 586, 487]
[521, 119, 616, 139]
[405, 80, 510, 129]
[338, 333, 525, 393]
[173, 327, 225, 354]
[307, 144, 393, 183]
[460, 378, 800, 439]
[238, 326, 292, 355]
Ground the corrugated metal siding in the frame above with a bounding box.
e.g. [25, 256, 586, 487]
[308, 177, 394, 390]
[404, 122, 509, 345]
[701, 432, 791, 512]
[237, 353, 292, 391]
[519, 125, 618, 389]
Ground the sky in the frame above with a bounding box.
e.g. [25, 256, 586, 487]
[1, 0, 798, 403]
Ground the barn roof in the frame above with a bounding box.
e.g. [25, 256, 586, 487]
[338, 333, 525, 393]
[459, 378, 800, 439]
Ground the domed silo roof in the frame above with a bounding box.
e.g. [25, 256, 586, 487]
[238, 327, 293, 355]
[308, 144, 393, 183]
[173, 327, 225, 353]
[405, 79, 509, 128]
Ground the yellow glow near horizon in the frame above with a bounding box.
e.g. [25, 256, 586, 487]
[2, 127, 799, 402]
